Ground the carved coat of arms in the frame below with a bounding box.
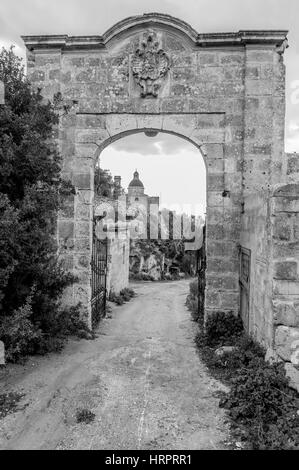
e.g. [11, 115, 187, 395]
[132, 30, 170, 98]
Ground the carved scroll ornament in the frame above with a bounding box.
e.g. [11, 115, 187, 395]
[132, 30, 170, 98]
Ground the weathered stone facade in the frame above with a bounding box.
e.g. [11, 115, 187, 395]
[106, 227, 130, 297]
[22, 13, 298, 380]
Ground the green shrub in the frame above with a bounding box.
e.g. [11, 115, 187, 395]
[75, 408, 96, 424]
[120, 287, 135, 301]
[194, 314, 299, 450]
[186, 280, 200, 321]
[108, 291, 124, 305]
[205, 312, 243, 347]
[189, 279, 198, 297]
[0, 391, 25, 418]
[109, 288, 136, 305]
[186, 294, 199, 321]
[0, 47, 77, 360]
[120, 287, 135, 298]
[45, 303, 90, 337]
[0, 293, 42, 362]
[220, 361, 299, 449]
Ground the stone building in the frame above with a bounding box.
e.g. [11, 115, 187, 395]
[22, 13, 299, 387]
[127, 170, 159, 213]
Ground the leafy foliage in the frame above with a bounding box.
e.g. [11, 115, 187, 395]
[94, 167, 124, 198]
[0, 291, 42, 362]
[0, 391, 25, 419]
[76, 408, 96, 424]
[220, 360, 299, 450]
[0, 47, 79, 360]
[186, 279, 199, 321]
[109, 288, 136, 305]
[192, 308, 299, 450]
[204, 311, 243, 348]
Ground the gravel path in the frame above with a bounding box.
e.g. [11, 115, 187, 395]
[0, 280, 229, 450]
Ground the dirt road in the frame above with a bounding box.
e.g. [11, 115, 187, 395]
[0, 280, 229, 450]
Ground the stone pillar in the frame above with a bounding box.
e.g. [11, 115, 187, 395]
[240, 44, 287, 345]
[0, 80, 4, 105]
[204, 141, 240, 317]
[0, 341, 5, 365]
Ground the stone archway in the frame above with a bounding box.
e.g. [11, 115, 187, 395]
[71, 113, 236, 324]
[23, 13, 290, 350]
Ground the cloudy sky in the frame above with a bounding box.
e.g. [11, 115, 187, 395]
[0, 0, 298, 213]
[101, 133, 207, 215]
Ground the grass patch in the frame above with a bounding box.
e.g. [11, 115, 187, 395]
[109, 288, 136, 306]
[0, 391, 26, 419]
[75, 408, 96, 424]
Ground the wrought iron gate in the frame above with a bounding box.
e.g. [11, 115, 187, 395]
[91, 221, 108, 328]
[196, 225, 206, 321]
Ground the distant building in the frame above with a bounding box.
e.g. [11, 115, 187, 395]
[126, 170, 159, 213]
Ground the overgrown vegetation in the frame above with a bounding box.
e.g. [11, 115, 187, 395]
[189, 289, 299, 450]
[186, 279, 200, 321]
[0, 47, 87, 362]
[75, 408, 96, 424]
[94, 167, 124, 198]
[130, 238, 196, 282]
[0, 391, 26, 419]
[108, 287, 136, 305]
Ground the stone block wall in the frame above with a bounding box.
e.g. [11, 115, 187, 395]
[272, 181, 299, 389]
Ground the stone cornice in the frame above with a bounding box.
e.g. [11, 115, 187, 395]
[21, 13, 289, 52]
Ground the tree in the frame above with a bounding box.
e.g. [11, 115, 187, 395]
[94, 167, 124, 198]
[0, 47, 76, 359]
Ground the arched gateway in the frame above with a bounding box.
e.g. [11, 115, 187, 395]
[22, 14, 299, 380]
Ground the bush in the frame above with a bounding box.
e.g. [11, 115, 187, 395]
[186, 280, 200, 321]
[186, 294, 199, 321]
[194, 311, 299, 450]
[220, 360, 299, 449]
[43, 303, 90, 337]
[109, 288, 136, 305]
[0, 293, 42, 362]
[120, 287, 135, 301]
[108, 291, 124, 305]
[0, 391, 25, 418]
[205, 312, 243, 348]
[75, 408, 96, 424]
[130, 272, 155, 281]
[189, 279, 198, 298]
[0, 47, 78, 360]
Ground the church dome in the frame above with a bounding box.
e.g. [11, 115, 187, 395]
[128, 170, 144, 188]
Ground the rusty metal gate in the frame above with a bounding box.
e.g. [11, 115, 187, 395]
[239, 247, 251, 332]
[91, 220, 108, 328]
[196, 225, 206, 321]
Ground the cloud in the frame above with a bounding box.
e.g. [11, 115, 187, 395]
[0, 0, 298, 155]
[110, 132, 198, 156]
[286, 136, 299, 153]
